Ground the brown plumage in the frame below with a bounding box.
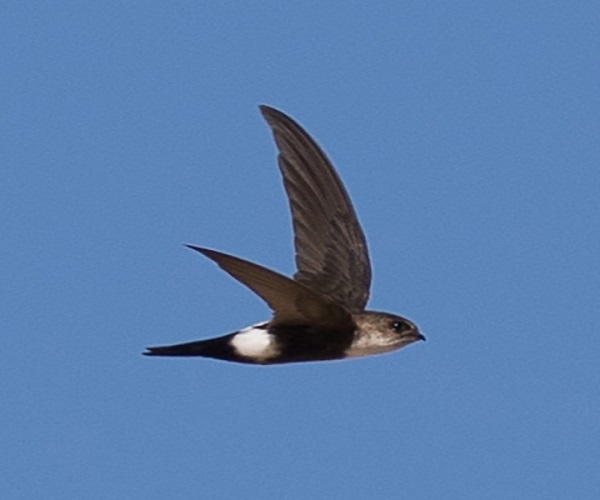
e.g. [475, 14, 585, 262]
[144, 106, 423, 364]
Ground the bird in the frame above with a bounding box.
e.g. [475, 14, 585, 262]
[143, 105, 424, 365]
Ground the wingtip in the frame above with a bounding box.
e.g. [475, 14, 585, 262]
[259, 104, 287, 123]
[184, 243, 207, 254]
[258, 103, 276, 114]
[185, 245, 221, 260]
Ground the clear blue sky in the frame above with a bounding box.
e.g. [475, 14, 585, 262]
[2, 2, 599, 498]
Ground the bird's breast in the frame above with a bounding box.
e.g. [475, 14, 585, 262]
[344, 330, 403, 358]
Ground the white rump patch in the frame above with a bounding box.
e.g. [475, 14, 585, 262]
[230, 322, 279, 361]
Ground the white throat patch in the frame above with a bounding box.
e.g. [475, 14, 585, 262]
[344, 334, 401, 359]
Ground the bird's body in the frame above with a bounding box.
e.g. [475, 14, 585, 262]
[145, 310, 416, 365]
[144, 106, 424, 365]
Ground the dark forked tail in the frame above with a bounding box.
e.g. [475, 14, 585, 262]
[143, 339, 212, 357]
[143, 334, 247, 363]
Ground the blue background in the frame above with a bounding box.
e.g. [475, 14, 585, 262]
[3, 2, 599, 498]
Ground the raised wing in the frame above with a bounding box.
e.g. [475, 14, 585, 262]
[186, 245, 354, 331]
[260, 105, 371, 311]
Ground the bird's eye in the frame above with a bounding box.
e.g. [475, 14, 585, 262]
[391, 321, 411, 334]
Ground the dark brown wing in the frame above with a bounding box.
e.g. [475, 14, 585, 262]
[259, 105, 371, 312]
[186, 245, 354, 330]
